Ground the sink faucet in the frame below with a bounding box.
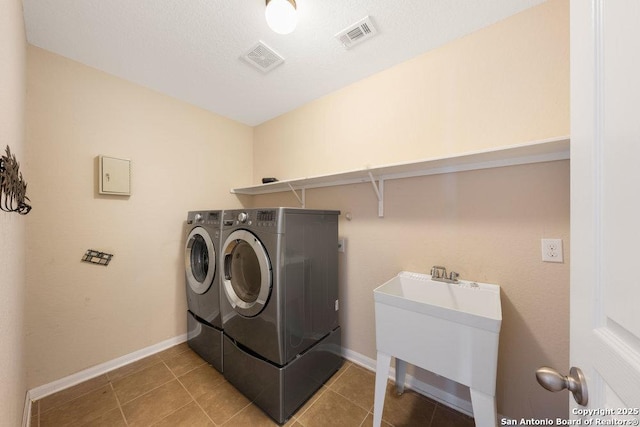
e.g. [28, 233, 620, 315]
[430, 265, 447, 279]
[430, 265, 460, 284]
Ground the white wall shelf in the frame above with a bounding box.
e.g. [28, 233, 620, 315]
[231, 136, 570, 217]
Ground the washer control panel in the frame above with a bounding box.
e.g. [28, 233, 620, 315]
[187, 211, 220, 225]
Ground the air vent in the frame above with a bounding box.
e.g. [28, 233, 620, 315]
[241, 41, 285, 73]
[335, 16, 378, 49]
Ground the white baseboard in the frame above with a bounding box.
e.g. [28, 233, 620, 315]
[27, 334, 187, 402]
[341, 347, 474, 417]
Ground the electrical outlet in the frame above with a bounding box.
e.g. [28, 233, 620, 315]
[338, 238, 346, 253]
[541, 238, 563, 263]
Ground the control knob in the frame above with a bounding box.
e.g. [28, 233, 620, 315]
[194, 213, 203, 223]
[238, 212, 248, 223]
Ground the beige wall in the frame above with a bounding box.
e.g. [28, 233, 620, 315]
[25, 46, 253, 388]
[254, 0, 568, 183]
[0, 0, 28, 424]
[251, 0, 569, 420]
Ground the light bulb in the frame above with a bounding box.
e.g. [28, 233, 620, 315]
[265, 0, 297, 35]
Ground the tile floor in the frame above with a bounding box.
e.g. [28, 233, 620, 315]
[30, 342, 475, 426]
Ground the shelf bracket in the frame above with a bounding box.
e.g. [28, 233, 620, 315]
[368, 172, 384, 218]
[287, 183, 306, 208]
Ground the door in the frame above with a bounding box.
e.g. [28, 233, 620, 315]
[185, 227, 216, 294]
[570, 0, 640, 417]
[222, 229, 272, 317]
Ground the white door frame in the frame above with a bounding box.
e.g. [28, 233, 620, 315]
[570, 0, 640, 414]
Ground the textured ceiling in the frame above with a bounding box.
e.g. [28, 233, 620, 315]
[23, 0, 546, 126]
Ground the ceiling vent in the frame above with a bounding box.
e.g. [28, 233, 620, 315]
[335, 16, 378, 49]
[241, 41, 284, 73]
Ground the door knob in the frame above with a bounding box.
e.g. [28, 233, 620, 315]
[536, 366, 588, 406]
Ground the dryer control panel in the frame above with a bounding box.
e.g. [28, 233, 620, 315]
[223, 210, 253, 227]
[256, 210, 277, 228]
[222, 209, 278, 228]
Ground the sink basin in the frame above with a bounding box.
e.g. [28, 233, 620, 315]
[374, 271, 502, 333]
[372, 271, 502, 427]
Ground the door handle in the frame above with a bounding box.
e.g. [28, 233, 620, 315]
[536, 366, 588, 406]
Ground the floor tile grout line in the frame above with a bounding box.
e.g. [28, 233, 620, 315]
[357, 411, 371, 427]
[117, 359, 210, 426]
[326, 363, 353, 391]
[328, 386, 374, 414]
[107, 355, 165, 384]
[327, 364, 377, 414]
[108, 364, 187, 423]
[292, 360, 355, 425]
[36, 382, 119, 426]
[219, 401, 260, 427]
[31, 346, 186, 425]
[156, 344, 191, 364]
[293, 361, 357, 425]
[169, 361, 220, 426]
[109, 380, 130, 426]
[330, 360, 352, 382]
[149, 400, 198, 427]
[427, 400, 438, 427]
[292, 384, 327, 423]
[57, 384, 122, 426]
[107, 350, 205, 416]
[36, 376, 110, 416]
[115, 379, 176, 407]
[115, 374, 181, 409]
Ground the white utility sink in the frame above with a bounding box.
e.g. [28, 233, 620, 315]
[372, 271, 502, 427]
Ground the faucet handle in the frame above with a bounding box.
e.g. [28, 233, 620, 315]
[449, 271, 459, 282]
[431, 265, 447, 279]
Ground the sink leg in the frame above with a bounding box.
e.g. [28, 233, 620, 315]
[373, 351, 392, 427]
[469, 388, 497, 427]
[395, 358, 407, 395]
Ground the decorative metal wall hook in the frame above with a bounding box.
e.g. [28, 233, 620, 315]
[0, 145, 32, 215]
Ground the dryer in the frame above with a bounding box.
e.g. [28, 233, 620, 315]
[220, 208, 343, 423]
[184, 210, 223, 372]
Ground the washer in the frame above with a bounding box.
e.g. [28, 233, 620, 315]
[184, 210, 223, 372]
[220, 208, 343, 423]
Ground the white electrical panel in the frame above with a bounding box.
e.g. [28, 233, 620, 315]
[99, 156, 131, 195]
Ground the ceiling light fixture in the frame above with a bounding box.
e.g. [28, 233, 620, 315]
[265, 0, 297, 35]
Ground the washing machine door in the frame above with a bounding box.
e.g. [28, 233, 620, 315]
[185, 227, 216, 295]
[222, 229, 272, 317]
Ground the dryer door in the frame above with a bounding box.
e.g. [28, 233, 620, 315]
[185, 227, 216, 295]
[222, 229, 272, 317]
